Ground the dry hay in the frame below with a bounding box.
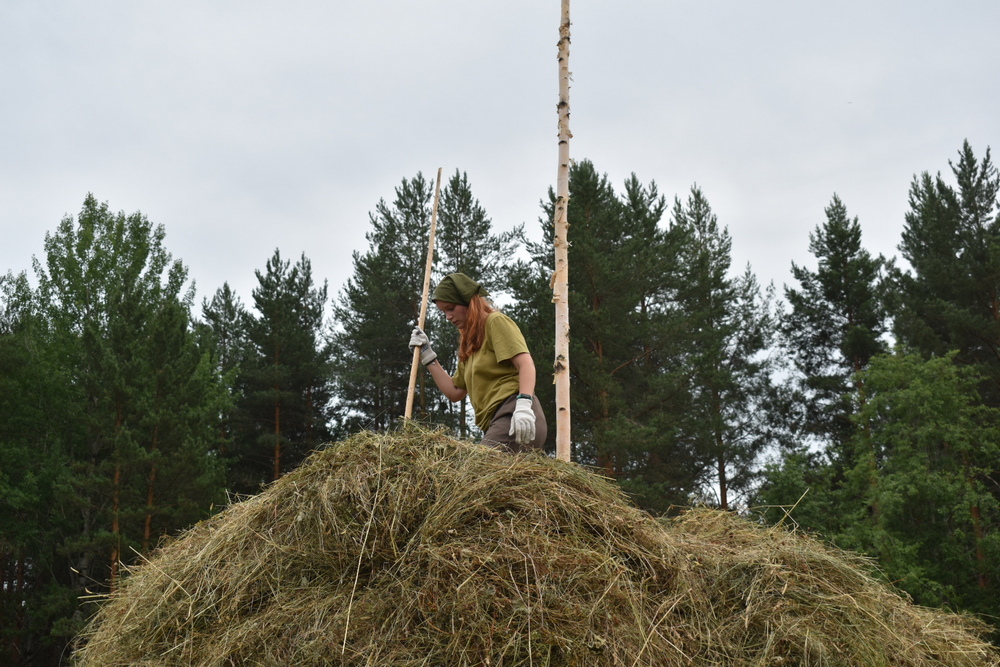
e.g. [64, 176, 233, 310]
[74, 427, 999, 666]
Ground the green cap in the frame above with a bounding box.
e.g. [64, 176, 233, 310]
[432, 273, 489, 306]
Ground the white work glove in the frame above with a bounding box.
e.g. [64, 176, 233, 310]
[408, 327, 437, 366]
[509, 395, 536, 445]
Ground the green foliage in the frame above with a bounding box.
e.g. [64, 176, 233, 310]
[755, 449, 841, 534]
[838, 351, 1000, 616]
[200, 282, 249, 379]
[434, 169, 522, 294]
[1, 195, 227, 663]
[876, 141, 1000, 626]
[198, 282, 248, 461]
[764, 195, 892, 523]
[0, 286, 81, 663]
[758, 145, 1000, 634]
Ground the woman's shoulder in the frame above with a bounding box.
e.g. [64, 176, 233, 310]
[485, 311, 527, 348]
[485, 310, 516, 328]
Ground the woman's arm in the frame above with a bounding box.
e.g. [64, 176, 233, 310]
[510, 352, 537, 396]
[425, 360, 468, 402]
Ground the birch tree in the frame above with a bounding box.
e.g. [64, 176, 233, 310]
[553, 0, 572, 461]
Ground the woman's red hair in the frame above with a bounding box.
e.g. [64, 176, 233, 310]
[458, 294, 494, 362]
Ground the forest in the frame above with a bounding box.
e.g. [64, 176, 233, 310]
[1, 141, 998, 663]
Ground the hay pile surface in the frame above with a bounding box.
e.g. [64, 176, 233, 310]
[76, 428, 999, 666]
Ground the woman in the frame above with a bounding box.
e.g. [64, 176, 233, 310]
[408, 273, 547, 452]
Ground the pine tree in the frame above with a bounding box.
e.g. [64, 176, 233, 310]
[511, 160, 700, 512]
[235, 250, 332, 491]
[198, 283, 249, 463]
[200, 282, 249, 380]
[784, 195, 890, 451]
[887, 141, 1000, 624]
[896, 140, 1000, 398]
[137, 294, 229, 551]
[435, 170, 521, 292]
[756, 195, 890, 531]
[670, 186, 778, 510]
[330, 173, 434, 433]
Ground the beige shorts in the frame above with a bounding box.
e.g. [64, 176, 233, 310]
[480, 394, 548, 453]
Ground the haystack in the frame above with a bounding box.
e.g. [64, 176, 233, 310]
[75, 427, 999, 666]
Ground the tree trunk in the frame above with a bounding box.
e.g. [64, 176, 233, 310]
[306, 386, 314, 447]
[717, 453, 729, 511]
[143, 425, 159, 553]
[962, 452, 988, 590]
[273, 396, 282, 481]
[713, 389, 728, 510]
[110, 461, 121, 590]
[970, 503, 987, 589]
[553, 0, 572, 462]
[110, 405, 123, 590]
[6, 552, 25, 663]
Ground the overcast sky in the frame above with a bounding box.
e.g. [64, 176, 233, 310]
[3, 1, 998, 312]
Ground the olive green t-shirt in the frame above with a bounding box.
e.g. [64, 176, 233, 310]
[453, 311, 529, 430]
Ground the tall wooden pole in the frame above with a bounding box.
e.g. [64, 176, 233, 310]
[553, 0, 572, 462]
[405, 167, 443, 419]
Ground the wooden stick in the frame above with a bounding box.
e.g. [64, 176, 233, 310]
[553, 0, 572, 462]
[405, 167, 443, 420]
